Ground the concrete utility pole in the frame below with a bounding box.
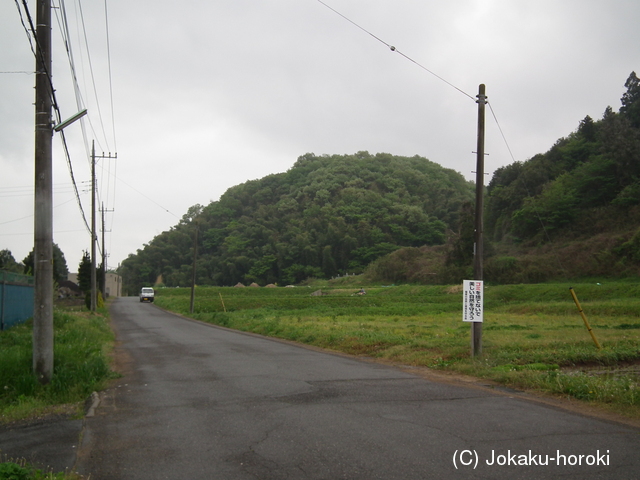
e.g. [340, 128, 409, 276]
[33, 0, 54, 384]
[91, 142, 97, 311]
[101, 202, 106, 299]
[91, 149, 116, 306]
[100, 202, 113, 299]
[472, 84, 487, 357]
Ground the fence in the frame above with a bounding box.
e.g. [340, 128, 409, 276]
[0, 270, 35, 330]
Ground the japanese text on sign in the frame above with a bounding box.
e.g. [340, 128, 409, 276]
[463, 280, 483, 322]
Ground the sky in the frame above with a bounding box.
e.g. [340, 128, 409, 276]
[1, 0, 638, 273]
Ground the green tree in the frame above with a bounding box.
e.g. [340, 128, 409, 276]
[577, 115, 597, 142]
[77, 251, 91, 293]
[23, 243, 69, 283]
[446, 201, 475, 267]
[0, 249, 22, 273]
[620, 71, 640, 127]
[511, 174, 579, 239]
[322, 245, 337, 278]
[53, 244, 69, 283]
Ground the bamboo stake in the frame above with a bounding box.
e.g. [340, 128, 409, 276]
[569, 287, 601, 350]
[219, 292, 227, 313]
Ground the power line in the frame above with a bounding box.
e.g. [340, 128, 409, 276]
[113, 174, 180, 219]
[104, 0, 118, 153]
[487, 102, 516, 164]
[57, 0, 119, 251]
[316, 0, 475, 101]
[0, 196, 88, 228]
[0, 182, 90, 198]
[75, 0, 111, 153]
[16, 0, 93, 235]
[102, 0, 118, 223]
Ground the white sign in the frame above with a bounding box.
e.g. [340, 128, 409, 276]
[462, 280, 483, 322]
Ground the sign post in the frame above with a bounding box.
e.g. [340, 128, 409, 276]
[463, 280, 484, 326]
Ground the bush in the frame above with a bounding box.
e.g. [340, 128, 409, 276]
[0, 462, 30, 480]
[84, 290, 104, 310]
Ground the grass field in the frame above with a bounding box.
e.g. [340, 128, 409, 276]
[0, 305, 115, 479]
[0, 307, 116, 424]
[155, 281, 640, 418]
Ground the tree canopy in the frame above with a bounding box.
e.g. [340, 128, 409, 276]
[119, 152, 474, 292]
[486, 72, 640, 243]
[22, 243, 69, 284]
[0, 249, 23, 274]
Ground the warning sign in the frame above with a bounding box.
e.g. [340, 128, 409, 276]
[463, 280, 483, 323]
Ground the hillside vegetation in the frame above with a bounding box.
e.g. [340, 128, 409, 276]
[120, 72, 640, 291]
[119, 152, 474, 292]
[479, 71, 640, 281]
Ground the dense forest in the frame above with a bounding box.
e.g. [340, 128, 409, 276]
[119, 72, 640, 292]
[119, 152, 474, 292]
[487, 72, 640, 242]
[477, 72, 640, 281]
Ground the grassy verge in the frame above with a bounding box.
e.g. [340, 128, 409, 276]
[155, 282, 640, 418]
[0, 306, 116, 424]
[0, 457, 84, 480]
[1, 304, 116, 478]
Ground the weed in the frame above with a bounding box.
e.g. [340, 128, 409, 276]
[0, 309, 115, 424]
[0, 456, 84, 480]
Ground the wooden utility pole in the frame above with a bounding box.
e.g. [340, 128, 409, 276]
[33, 0, 54, 384]
[472, 84, 487, 357]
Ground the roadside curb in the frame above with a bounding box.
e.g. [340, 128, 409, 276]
[85, 392, 101, 418]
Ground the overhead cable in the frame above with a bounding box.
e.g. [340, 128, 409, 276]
[17, 0, 92, 235]
[316, 0, 475, 101]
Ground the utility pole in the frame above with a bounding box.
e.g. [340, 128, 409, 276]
[472, 84, 487, 357]
[100, 202, 114, 300]
[190, 224, 198, 314]
[33, 0, 53, 384]
[90, 142, 97, 311]
[90, 146, 117, 310]
[101, 202, 106, 299]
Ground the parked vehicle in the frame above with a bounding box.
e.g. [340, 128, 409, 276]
[139, 287, 155, 303]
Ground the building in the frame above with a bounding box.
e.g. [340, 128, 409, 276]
[105, 272, 123, 297]
[67, 272, 122, 298]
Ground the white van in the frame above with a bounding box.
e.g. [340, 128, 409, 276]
[139, 287, 155, 303]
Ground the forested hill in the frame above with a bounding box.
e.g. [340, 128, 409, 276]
[119, 152, 474, 291]
[486, 72, 640, 243]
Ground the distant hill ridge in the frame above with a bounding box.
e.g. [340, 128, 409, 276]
[119, 152, 474, 290]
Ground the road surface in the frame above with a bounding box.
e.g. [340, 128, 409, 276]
[75, 297, 640, 479]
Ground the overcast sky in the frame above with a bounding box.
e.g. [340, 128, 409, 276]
[1, 0, 638, 273]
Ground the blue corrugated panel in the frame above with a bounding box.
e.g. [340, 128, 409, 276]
[1, 271, 35, 330]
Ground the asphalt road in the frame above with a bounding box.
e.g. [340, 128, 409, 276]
[74, 297, 640, 479]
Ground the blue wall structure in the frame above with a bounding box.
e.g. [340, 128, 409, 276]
[0, 270, 35, 330]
